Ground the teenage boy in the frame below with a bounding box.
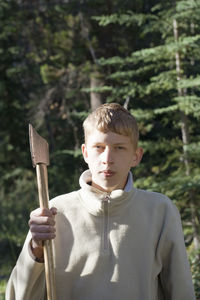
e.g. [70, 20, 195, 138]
[6, 103, 195, 300]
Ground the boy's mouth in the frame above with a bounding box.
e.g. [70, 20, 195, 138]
[101, 170, 115, 177]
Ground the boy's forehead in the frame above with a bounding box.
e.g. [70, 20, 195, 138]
[86, 129, 132, 145]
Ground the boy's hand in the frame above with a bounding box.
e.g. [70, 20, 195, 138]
[28, 207, 57, 258]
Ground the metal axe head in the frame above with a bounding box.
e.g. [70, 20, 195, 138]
[29, 124, 50, 167]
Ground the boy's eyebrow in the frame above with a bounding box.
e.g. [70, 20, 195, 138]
[92, 142, 128, 146]
[112, 143, 128, 146]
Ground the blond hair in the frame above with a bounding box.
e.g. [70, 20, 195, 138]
[83, 103, 139, 150]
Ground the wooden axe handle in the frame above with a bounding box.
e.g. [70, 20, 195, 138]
[36, 164, 56, 300]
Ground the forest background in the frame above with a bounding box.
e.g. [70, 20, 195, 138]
[0, 0, 200, 298]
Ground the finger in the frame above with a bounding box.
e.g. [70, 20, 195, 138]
[50, 207, 57, 216]
[30, 224, 56, 234]
[29, 215, 56, 227]
[31, 231, 56, 241]
[30, 207, 53, 218]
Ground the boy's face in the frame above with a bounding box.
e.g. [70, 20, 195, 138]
[82, 129, 143, 193]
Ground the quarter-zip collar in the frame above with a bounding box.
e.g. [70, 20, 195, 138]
[78, 170, 136, 216]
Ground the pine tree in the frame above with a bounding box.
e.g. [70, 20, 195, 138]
[93, 1, 200, 294]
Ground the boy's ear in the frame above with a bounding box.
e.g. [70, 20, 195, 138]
[81, 144, 88, 164]
[131, 147, 143, 167]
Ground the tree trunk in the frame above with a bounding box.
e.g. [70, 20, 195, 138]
[79, 12, 104, 111]
[173, 18, 200, 251]
[90, 71, 104, 111]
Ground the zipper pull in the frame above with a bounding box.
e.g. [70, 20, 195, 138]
[102, 195, 110, 253]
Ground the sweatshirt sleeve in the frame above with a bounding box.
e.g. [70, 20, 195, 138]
[5, 232, 46, 300]
[157, 202, 196, 300]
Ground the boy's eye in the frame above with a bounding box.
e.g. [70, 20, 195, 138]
[94, 145, 104, 150]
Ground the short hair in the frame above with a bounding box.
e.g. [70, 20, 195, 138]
[83, 103, 139, 150]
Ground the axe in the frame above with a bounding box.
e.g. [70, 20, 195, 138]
[29, 124, 56, 300]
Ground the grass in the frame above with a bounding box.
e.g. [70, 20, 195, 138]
[0, 280, 6, 300]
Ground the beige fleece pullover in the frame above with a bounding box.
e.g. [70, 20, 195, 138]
[6, 170, 195, 300]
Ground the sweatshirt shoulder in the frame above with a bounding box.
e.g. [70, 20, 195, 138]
[49, 190, 80, 211]
[133, 188, 180, 223]
[134, 188, 169, 201]
[134, 188, 178, 212]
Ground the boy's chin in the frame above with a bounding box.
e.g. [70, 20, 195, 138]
[91, 181, 115, 193]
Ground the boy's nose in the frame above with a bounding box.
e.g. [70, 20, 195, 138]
[101, 147, 114, 164]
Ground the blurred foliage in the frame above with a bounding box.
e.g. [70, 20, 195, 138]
[0, 0, 200, 298]
[189, 250, 200, 298]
